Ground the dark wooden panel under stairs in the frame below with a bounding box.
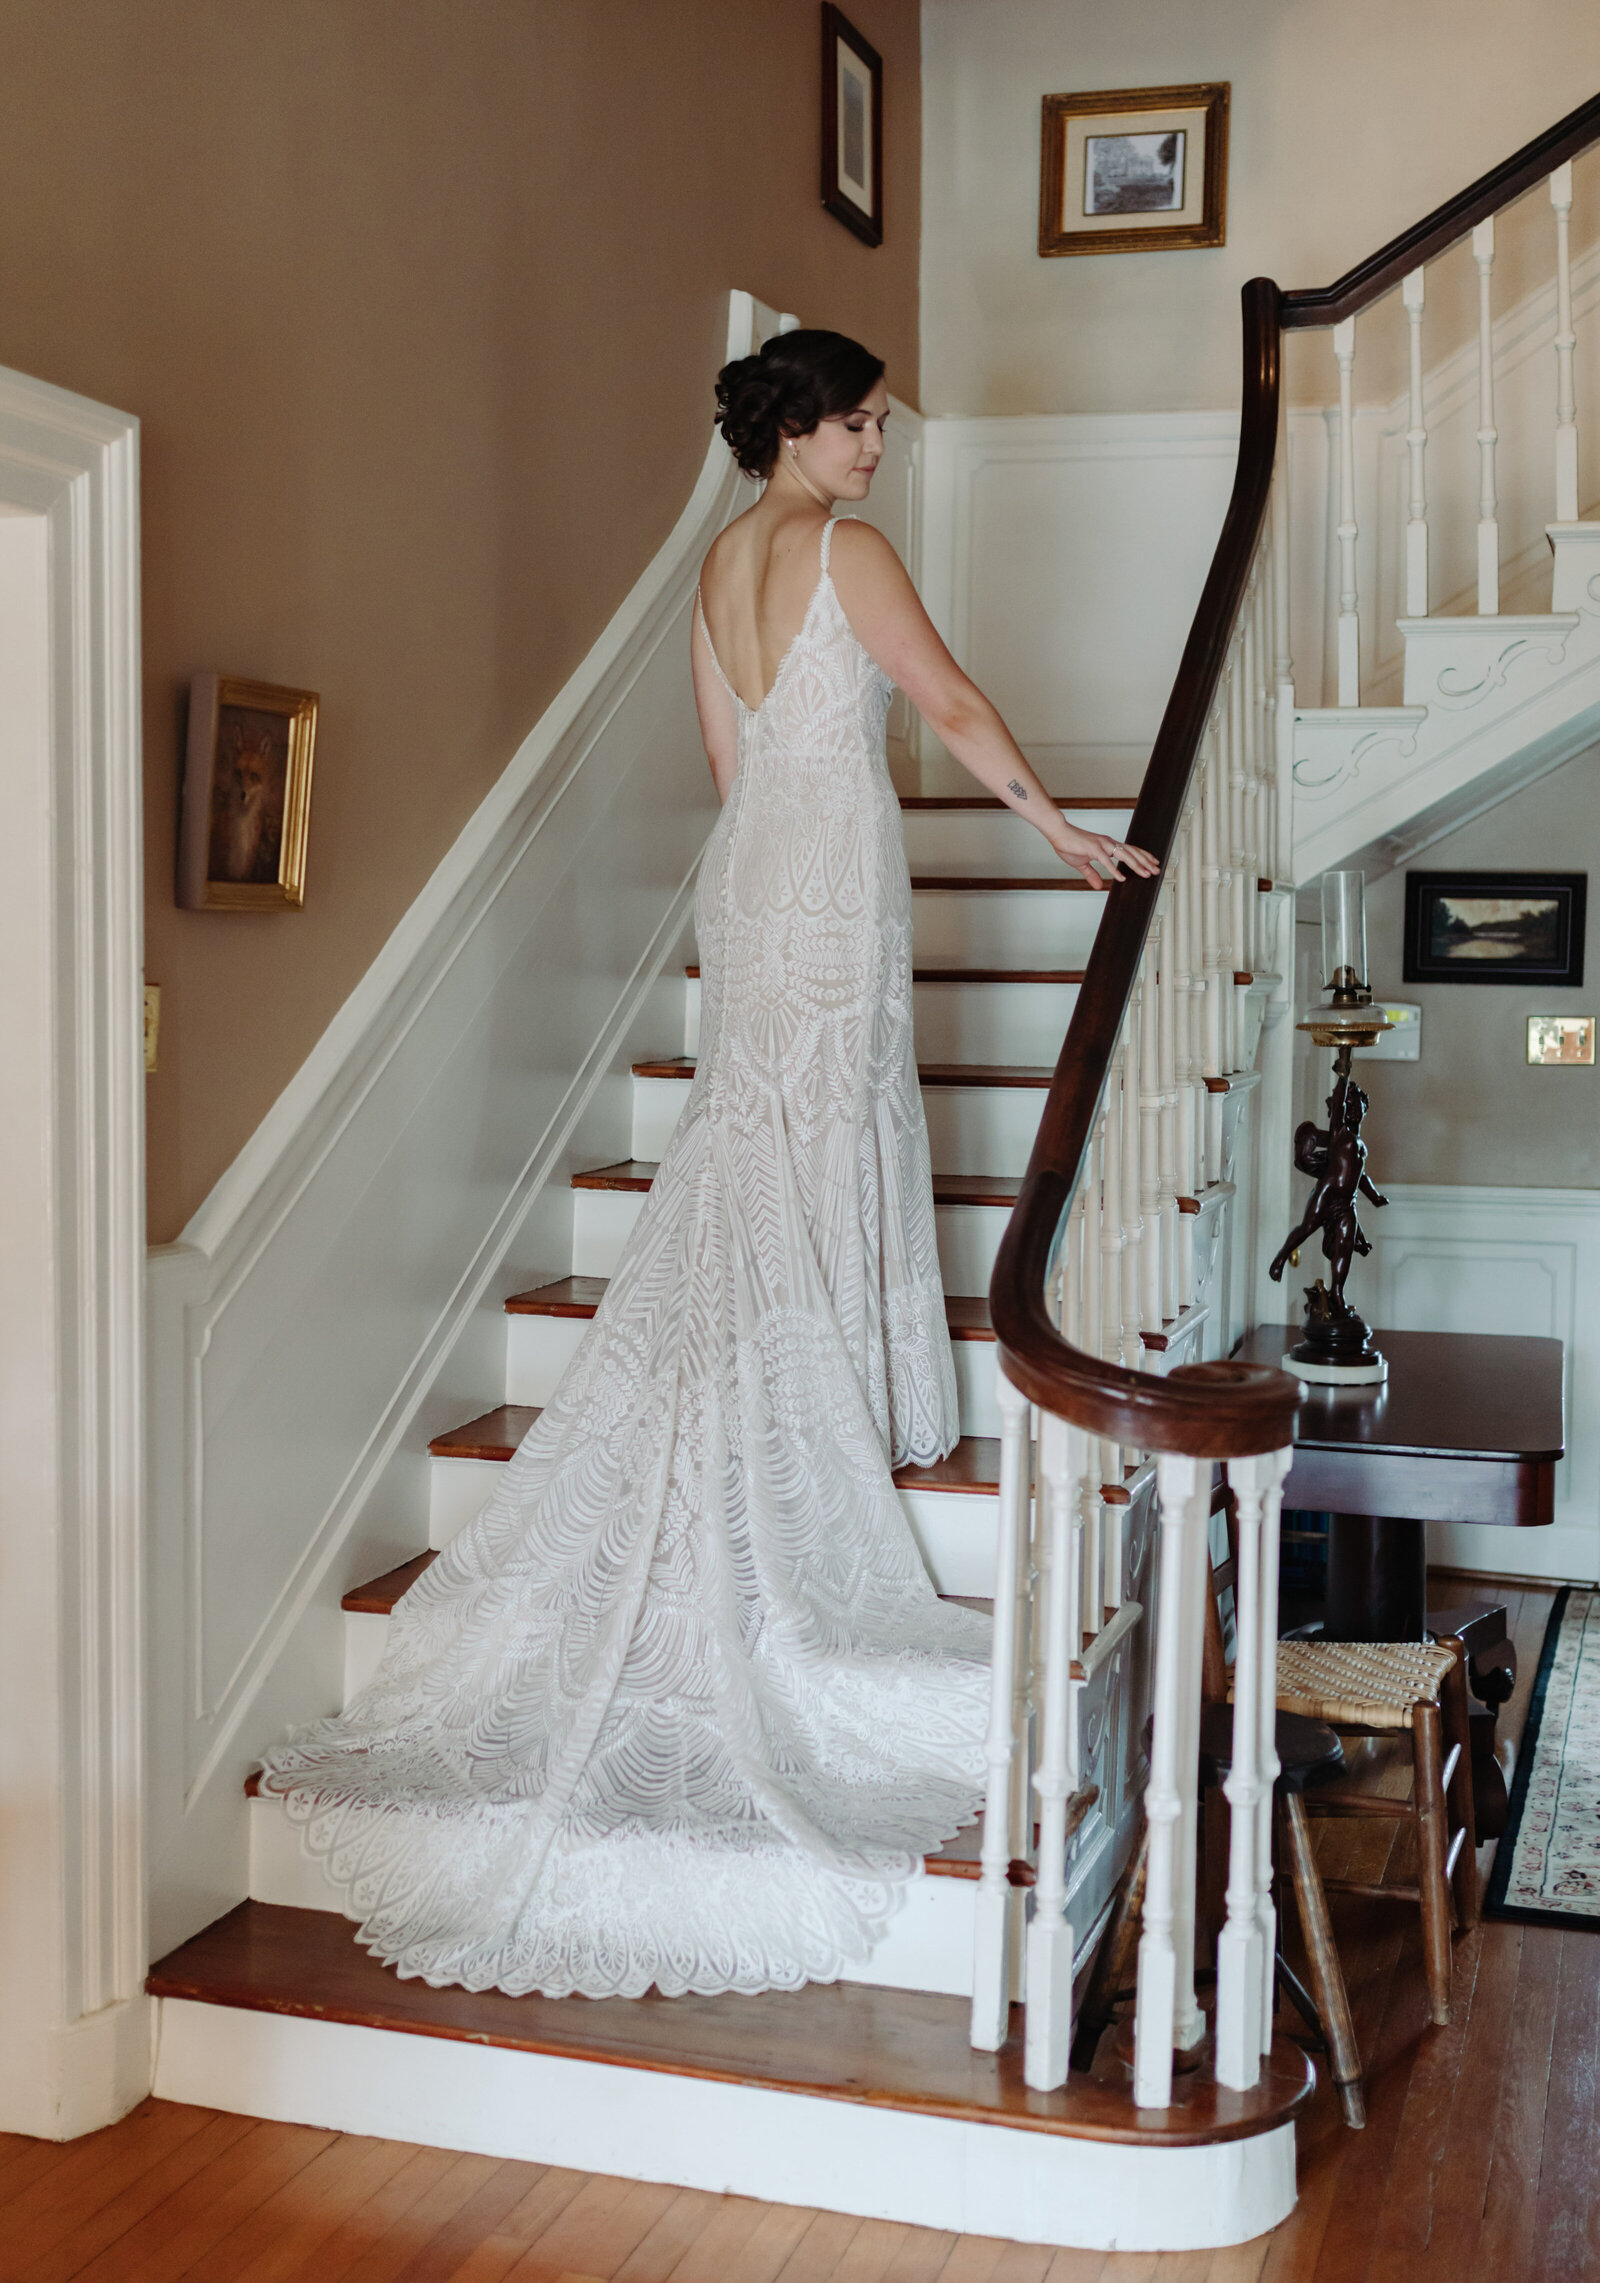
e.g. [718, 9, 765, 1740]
[147, 1900, 1313, 2147]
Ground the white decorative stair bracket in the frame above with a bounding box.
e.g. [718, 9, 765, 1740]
[1292, 103, 1600, 885]
[975, 270, 1302, 2150]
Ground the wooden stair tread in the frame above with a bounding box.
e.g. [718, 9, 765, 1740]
[342, 1552, 437, 1611]
[431, 1397, 999, 1492]
[147, 1901, 1312, 2144]
[508, 1275, 995, 1338]
[504, 1275, 609, 1316]
[632, 1057, 1052, 1086]
[429, 1406, 540, 1460]
[572, 1162, 1021, 1206]
[685, 965, 1086, 983]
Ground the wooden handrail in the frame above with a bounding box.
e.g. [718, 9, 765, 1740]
[1283, 89, 1600, 329]
[990, 92, 1600, 1458]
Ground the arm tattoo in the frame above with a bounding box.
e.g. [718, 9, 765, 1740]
[1006, 779, 1028, 802]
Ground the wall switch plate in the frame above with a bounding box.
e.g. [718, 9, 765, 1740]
[143, 983, 160, 1073]
[1352, 1000, 1420, 1061]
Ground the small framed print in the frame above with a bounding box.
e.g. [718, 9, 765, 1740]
[1403, 872, 1587, 986]
[1039, 82, 1229, 258]
[821, 5, 882, 247]
[1527, 1015, 1596, 1066]
[178, 673, 318, 910]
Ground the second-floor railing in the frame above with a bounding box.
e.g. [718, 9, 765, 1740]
[977, 87, 1600, 2109]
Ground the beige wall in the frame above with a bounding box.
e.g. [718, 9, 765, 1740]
[0, 0, 921, 1241]
[1318, 749, 1600, 1190]
[922, 0, 1600, 417]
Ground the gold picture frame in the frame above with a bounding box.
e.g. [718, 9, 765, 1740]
[1039, 82, 1229, 259]
[178, 673, 318, 910]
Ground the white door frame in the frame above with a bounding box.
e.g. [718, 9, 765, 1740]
[0, 366, 147, 2135]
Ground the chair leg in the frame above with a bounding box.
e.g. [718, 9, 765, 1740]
[1280, 1791, 1366, 2129]
[1412, 1701, 1454, 2027]
[1437, 1638, 1480, 1930]
[1071, 1818, 1148, 2073]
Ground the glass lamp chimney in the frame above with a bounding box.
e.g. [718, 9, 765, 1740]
[1321, 871, 1370, 1006]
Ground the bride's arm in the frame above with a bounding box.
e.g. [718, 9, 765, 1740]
[690, 614, 741, 802]
[829, 521, 1158, 888]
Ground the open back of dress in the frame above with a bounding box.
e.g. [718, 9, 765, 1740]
[259, 520, 990, 1999]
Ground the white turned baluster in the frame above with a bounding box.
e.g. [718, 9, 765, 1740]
[1100, 1064, 1124, 1374]
[1170, 1462, 1209, 2055]
[1083, 1119, 1104, 1378]
[1227, 657, 1248, 1013]
[1270, 451, 1295, 888]
[1552, 164, 1579, 524]
[1187, 799, 1208, 1212]
[1025, 1410, 1087, 2089]
[1120, 1002, 1144, 1369]
[1333, 316, 1360, 702]
[1139, 935, 1163, 1336]
[1134, 1452, 1209, 2109]
[1200, 732, 1226, 1187]
[1252, 1449, 1288, 2050]
[1473, 217, 1499, 614]
[1156, 887, 1180, 1323]
[971, 1364, 1033, 2050]
[1215, 1461, 1266, 2085]
[1402, 267, 1429, 617]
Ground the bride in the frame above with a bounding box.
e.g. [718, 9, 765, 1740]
[258, 330, 1156, 2001]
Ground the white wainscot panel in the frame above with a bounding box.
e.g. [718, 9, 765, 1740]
[1363, 1184, 1600, 1583]
[918, 414, 1238, 779]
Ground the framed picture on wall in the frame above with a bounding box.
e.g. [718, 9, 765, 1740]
[178, 673, 319, 910]
[821, 5, 882, 246]
[1402, 871, 1587, 985]
[1039, 83, 1229, 258]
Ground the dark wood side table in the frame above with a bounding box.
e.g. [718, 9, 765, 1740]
[1233, 1325, 1565, 1834]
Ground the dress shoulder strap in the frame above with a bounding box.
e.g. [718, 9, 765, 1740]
[819, 515, 858, 576]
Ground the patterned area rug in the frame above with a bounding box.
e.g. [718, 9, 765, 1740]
[1486, 1587, 1600, 1927]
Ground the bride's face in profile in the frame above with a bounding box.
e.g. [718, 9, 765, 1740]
[788, 379, 890, 502]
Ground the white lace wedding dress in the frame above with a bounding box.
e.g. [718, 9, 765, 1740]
[258, 518, 991, 1998]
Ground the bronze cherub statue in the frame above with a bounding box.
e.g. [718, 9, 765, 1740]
[1269, 1070, 1388, 1373]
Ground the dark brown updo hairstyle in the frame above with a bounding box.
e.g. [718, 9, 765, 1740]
[714, 329, 886, 480]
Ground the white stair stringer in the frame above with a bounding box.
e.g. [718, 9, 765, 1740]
[1293, 528, 1600, 881]
[150, 1979, 1298, 2252]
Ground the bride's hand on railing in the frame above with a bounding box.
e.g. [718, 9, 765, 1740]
[1047, 820, 1160, 889]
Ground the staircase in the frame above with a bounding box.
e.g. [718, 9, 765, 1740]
[148, 789, 1303, 2255]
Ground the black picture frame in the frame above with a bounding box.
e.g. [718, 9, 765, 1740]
[821, 5, 883, 247]
[1402, 871, 1587, 986]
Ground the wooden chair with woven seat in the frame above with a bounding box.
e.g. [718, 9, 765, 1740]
[1269, 1633, 1478, 2027]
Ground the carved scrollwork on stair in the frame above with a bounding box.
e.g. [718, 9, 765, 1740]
[1291, 709, 1425, 801]
[1428, 622, 1578, 707]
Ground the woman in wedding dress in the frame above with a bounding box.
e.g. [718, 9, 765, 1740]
[258, 331, 1155, 2001]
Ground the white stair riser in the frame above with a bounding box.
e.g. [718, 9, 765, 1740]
[573, 1184, 1009, 1291]
[245, 1791, 981, 1999]
[913, 889, 1104, 967]
[431, 1442, 1000, 1587]
[152, 1998, 1296, 2249]
[914, 978, 1079, 1064]
[900, 806, 1134, 876]
[636, 1072, 1044, 1179]
[506, 1311, 588, 1406]
[633, 1074, 694, 1159]
[952, 1342, 1002, 1437]
[921, 1084, 1044, 1178]
[687, 974, 1083, 1064]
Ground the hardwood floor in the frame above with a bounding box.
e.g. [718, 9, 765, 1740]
[3, 1576, 1583, 2282]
